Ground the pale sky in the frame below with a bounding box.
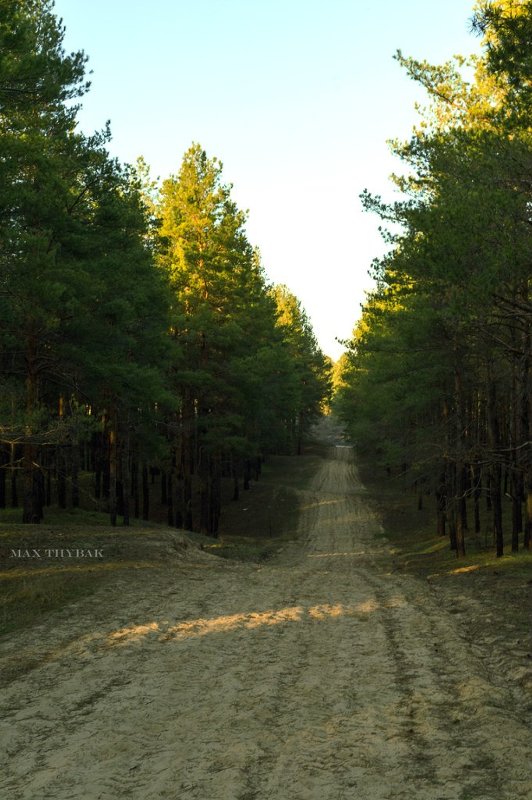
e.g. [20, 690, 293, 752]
[54, 0, 480, 360]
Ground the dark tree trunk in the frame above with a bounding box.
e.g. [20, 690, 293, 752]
[22, 442, 41, 523]
[521, 302, 531, 550]
[525, 488, 532, 551]
[174, 450, 183, 528]
[232, 459, 240, 501]
[511, 464, 523, 553]
[121, 429, 130, 526]
[174, 471, 183, 529]
[0, 444, 7, 508]
[142, 462, 150, 521]
[209, 454, 221, 537]
[453, 365, 466, 557]
[131, 459, 140, 518]
[116, 480, 124, 517]
[10, 442, 18, 507]
[93, 433, 102, 501]
[167, 474, 173, 526]
[491, 463, 504, 557]
[459, 465, 468, 533]
[487, 370, 503, 557]
[109, 416, 118, 527]
[102, 434, 110, 501]
[57, 446, 67, 509]
[243, 459, 251, 491]
[199, 451, 209, 535]
[436, 469, 446, 537]
[472, 463, 481, 534]
[183, 474, 192, 530]
[22, 358, 41, 523]
[35, 465, 45, 521]
[71, 442, 80, 508]
[46, 466, 51, 507]
[446, 461, 457, 553]
[161, 470, 167, 505]
[181, 392, 194, 531]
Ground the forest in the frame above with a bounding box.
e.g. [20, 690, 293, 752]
[1, 4, 531, 798]
[0, 0, 331, 535]
[1, 0, 531, 560]
[335, 0, 531, 558]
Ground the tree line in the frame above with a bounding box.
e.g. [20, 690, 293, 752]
[335, 0, 531, 557]
[0, 0, 331, 532]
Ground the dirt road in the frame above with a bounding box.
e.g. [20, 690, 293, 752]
[1, 439, 530, 799]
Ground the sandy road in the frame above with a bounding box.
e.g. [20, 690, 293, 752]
[1, 440, 531, 799]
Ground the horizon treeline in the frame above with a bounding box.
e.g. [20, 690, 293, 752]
[0, 0, 331, 532]
[335, 0, 531, 557]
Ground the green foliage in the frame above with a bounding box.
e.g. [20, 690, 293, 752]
[0, 4, 332, 530]
[335, 0, 532, 556]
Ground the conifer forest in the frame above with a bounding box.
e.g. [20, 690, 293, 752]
[1, 3, 531, 799]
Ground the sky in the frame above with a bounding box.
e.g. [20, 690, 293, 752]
[53, 0, 481, 360]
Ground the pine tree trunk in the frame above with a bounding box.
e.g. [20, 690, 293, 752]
[459, 465, 468, 532]
[45, 466, 51, 507]
[472, 463, 481, 534]
[93, 433, 102, 501]
[57, 397, 66, 508]
[142, 462, 150, 521]
[525, 488, 532, 551]
[181, 392, 194, 531]
[487, 368, 503, 556]
[121, 431, 130, 527]
[0, 444, 7, 509]
[102, 431, 110, 501]
[211, 461, 221, 537]
[109, 414, 118, 527]
[520, 296, 531, 550]
[436, 468, 446, 537]
[22, 362, 41, 523]
[22, 441, 40, 523]
[453, 366, 466, 556]
[243, 459, 251, 491]
[455, 464, 466, 558]
[183, 474, 192, 530]
[10, 443, 18, 507]
[491, 462, 504, 557]
[511, 444, 522, 552]
[199, 450, 209, 535]
[167, 473, 173, 526]
[446, 461, 457, 552]
[71, 440, 80, 508]
[131, 459, 140, 518]
[174, 465, 183, 529]
[232, 457, 240, 501]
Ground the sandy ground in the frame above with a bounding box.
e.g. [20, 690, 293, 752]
[1, 431, 531, 799]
